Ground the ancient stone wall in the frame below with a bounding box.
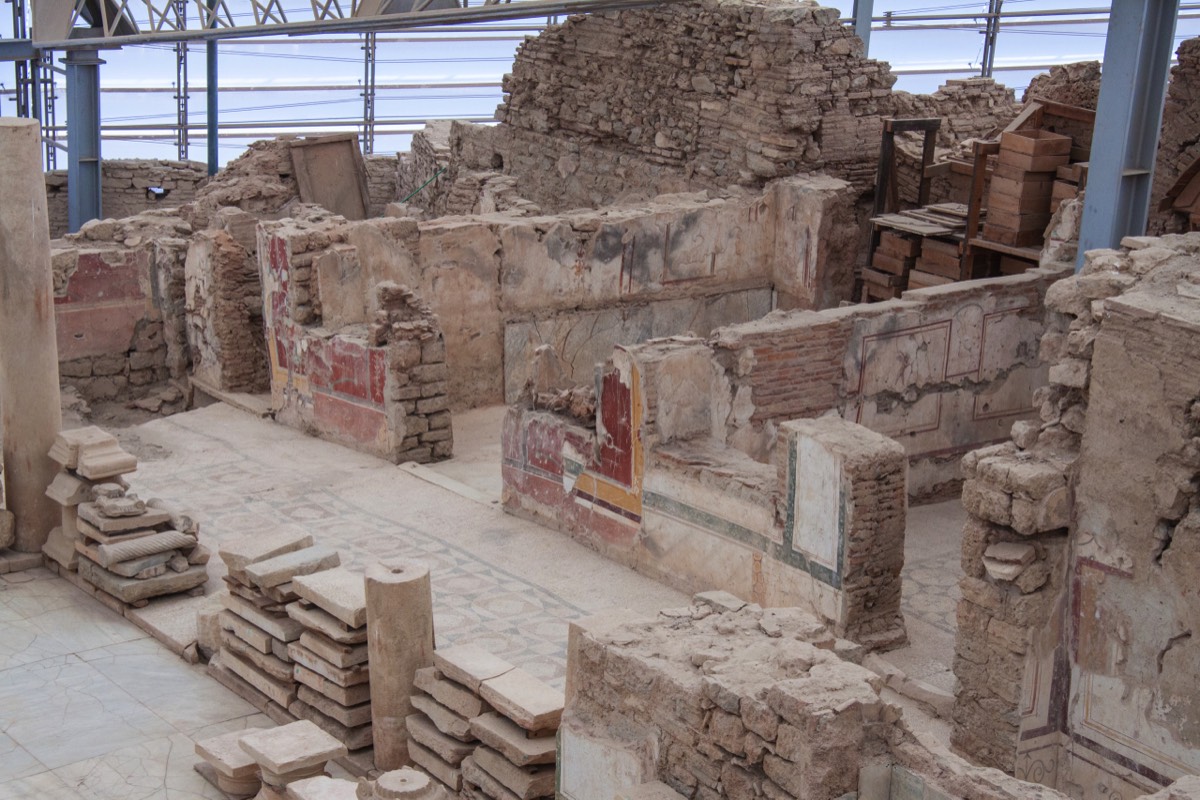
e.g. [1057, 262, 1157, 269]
[363, 154, 399, 218]
[712, 267, 1064, 497]
[561, 598, 1108, 800]
[1022, 62, 1102, 109]
[52, 211, 193, 410]
[893, 78, 1019, 147]
[492, 0, 898, 205]
[44, 159, 208, 238]
[1150, 38, 1200, 234]
[951, 231, 1200, 798]
[186, 208, 270, 394]
[259, 209, 453, 462]
[340, 175, 853, 408]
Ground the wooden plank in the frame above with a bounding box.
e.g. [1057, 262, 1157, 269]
[862, 267, 905, 288]
[907, 270, 956, 289]
[871, 215, 954, 237]
[289, 134, 370, 221]
[1003, 101, 1044, 133]
[1030, 98, 1097, 124]
[969, 238, 1043, 261]
[925, 203, 971, 219]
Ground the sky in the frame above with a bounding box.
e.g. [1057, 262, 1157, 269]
[2, 1, 1199, 167]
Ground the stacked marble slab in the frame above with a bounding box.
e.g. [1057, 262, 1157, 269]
[212, 530, 336, 720]
[407, 643, 562, 800]
[193, 720, 346, 800]
[42, 426, 209, 606]
[286, 567, 374, 755]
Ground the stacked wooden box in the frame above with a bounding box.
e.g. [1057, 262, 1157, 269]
[43, 427, 209, 607]
[861, 230, 918, 301]
[212, 530, 320, 720]
[286, 567, 373, 755]
[407, 643, 561, 800]
[909, 237, 962, 289]
[1052, 161, 1088, 212]
[982, 130, 1072, 247]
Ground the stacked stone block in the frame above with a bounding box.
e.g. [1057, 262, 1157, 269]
[42, 426, 209, 606]
[286, 567, 374, 754]
[562, 594, 886, 800]
[239, 720, 347, 799]
[370, 282, 454, 463]
[212, 531, 326, 720]
[406, 643, 563, 798]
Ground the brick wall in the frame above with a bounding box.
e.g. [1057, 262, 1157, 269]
[258, 210, 453, 463]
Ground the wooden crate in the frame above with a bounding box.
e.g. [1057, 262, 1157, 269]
[878, 231, 921, 259]
[987, 208, 1052, 233]
[1000, 129, 1072, 157]
[871, 250, 913, 276]
[997, 148, 1071, 173]
[982, 223, 1045, 248]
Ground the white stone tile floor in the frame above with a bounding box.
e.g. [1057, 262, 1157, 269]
[0, 568, 269, 799]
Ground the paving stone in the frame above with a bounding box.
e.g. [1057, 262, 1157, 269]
[300, 630, 370, 668]
[288, 601, 369, 644]
[77, 502, 171, 533]
[410, 692, 473, 741]
[478, 668, 563, 732]
[221, 529, 315, 573]
[433, 644, 513, 693]
[288, 642, 370, 687]
[293, 568, 368, 628]
[224, 592, 305, 642]
[405, 713, 475, 766]
[461, 756, 519, 800]
[220, 609, 274, 653]
[290, 697, 374, 751]
[247, 545, 342, 589]
[239, 720, 348, 775]
[408, 738, 462, 792]
[295, 662, 373, 707]
[77, 557, 206, 602]
[414, 666, 488, 718]
[469, 712, 556, 766]
[473, 745, 556, 800]
[222, 628, 295, 681]
[299, 684, 373, 727]
[195, 726, 270, 779]
[222, 647, 300, 708]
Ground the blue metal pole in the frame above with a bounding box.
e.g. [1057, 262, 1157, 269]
[65, 49, 103, 233]
[852, 0, 872, 54]
[206, 38, 218, 175]
[1075, 0, 1179, 270]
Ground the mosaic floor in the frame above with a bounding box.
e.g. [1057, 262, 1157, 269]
[0, 403, 966, 797]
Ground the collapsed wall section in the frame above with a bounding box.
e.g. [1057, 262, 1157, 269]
[951, 232, 1200, 799]
[52, 211, 194, 410]
[258, 209, 453, 463]
[563, 598, 1095, 800]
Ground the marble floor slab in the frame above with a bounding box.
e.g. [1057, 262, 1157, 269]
[0, 569, 267, 799]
